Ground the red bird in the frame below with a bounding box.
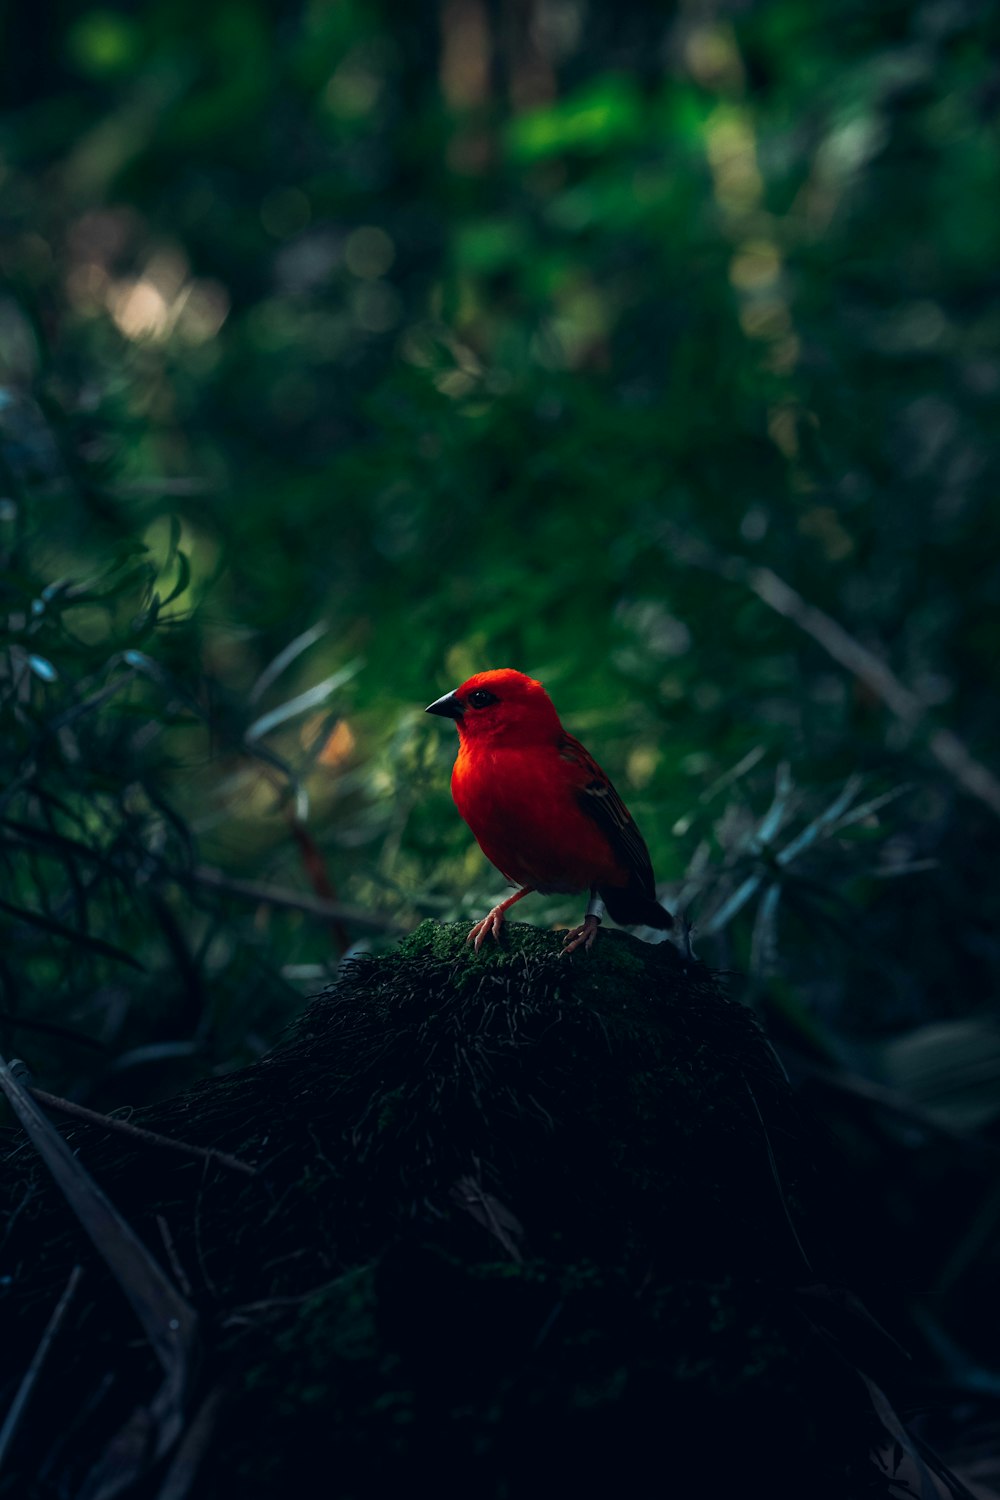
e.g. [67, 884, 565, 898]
[426, 669, 674, 954]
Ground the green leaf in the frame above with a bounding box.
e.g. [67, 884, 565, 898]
[27, 654, 58, 682]
[506, 77, 642, 162]
[160, 550, 191, 606]
[245, 658, 362, 742]
[249, 621, 330, 706]
[65, 10, 141, 79]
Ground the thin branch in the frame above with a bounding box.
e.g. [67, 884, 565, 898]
[742, 1074, 812, 1273]
[29, 1086, 257, 1178]
[187, 864, 407, 934]
[0, 1265, 83, 1470]
[156, 1215, 194, 1298]
[658, 522, 1000, 820]
[746, 565, 923, 726]
[0, 1010, 106, 1051]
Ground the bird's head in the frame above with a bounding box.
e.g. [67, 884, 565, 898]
[425, 669, 561, 745]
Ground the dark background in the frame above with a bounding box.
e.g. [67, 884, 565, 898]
[2, 0, 1000, 1420]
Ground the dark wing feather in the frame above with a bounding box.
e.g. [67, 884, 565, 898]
[559, 733, 656, 896]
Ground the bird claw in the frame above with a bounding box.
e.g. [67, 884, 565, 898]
[467, 906, 506, 952]
[561, 914, 600, 956]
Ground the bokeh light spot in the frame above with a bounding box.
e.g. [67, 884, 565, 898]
[344, 226, 396, 280]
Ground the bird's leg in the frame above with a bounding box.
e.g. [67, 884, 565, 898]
[562, 891, 604, 956]
[467, 887, 535, 952]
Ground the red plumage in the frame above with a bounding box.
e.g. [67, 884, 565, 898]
[426, 668, 673, 953]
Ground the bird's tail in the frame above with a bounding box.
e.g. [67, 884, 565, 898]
[601, 887, 674, 931]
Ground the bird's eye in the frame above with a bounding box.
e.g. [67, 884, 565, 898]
[468, 688, 500, 709]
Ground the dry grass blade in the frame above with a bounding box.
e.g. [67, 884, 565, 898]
[756, 761, 796, 847]
[701, 871, 763, 936]
[699, 764, 796, 936]
[0, 1052, 198, 1482]
[248, 620, 329, 705]
[749, 882, 782, 979]
[775, 775, 864, 866]
[450, 1174, 524, 1262]
[0, 1264, 82, 1472]
[672, 744, 767, 836]
[244, 658, 361, 742]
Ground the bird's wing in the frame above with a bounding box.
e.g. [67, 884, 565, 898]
[558, 733, 656, 895]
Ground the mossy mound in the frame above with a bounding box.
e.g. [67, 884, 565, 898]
[0, 923, 889, 1498]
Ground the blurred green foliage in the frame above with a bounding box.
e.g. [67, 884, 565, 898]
[1, 0, 999, 1141]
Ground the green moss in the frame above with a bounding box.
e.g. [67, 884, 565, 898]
[392, 919, 685, 1017]
[397, 917, 565, 963]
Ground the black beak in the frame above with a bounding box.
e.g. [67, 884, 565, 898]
[425, 690, 464, 721]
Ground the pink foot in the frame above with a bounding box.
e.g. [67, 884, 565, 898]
[561, 914, 600, 956]
[467, 905, 507, 952]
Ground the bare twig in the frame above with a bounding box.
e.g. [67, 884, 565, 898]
[742, 1075, 812, 1273]
[0, 1010, 106, 1051]
[658, 522, 1000, 820]
[0, 1264, 83, 1471]
[156, 1216, 194, 1299]
[29, 1086, 257, 1178]
[192, 1161, 219, 1301]
[188, 864, 407, 934]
